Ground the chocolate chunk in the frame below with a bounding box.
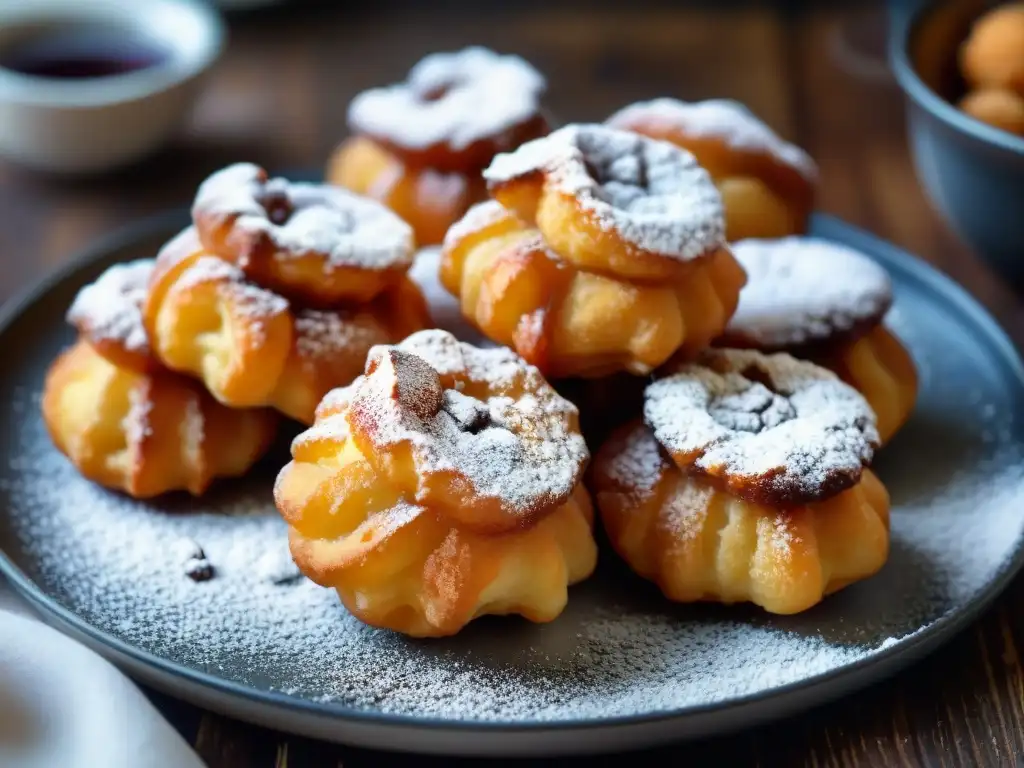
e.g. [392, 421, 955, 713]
[184, 557, 215, 582]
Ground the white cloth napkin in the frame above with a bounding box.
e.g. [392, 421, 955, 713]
[0, 578, 206, 768]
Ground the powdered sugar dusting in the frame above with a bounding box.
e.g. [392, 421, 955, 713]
[348, 46, 545, 152]
[193, 163, 414, 271]
[441, 200, 511, 253]
[3, 346, 1024, 723]
[484, 124, 725, 261]
[725, 237, 893, 350]
[175, 255, 290, 319]
[293, 309, 387, 362]
[645, 349, 878, 504]
[122, 385, 153, 448]
[606, 98, 819, 181]
[66, 259, 153, 355]
[4, 218, 1024, 731]
[328, 330, 587, 519]
[600, 421, 668, 502]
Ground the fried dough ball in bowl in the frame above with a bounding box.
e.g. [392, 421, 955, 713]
[328, 47, 550, 246]
[45, 260, 277, 499]
[591, 349, 888, 615]
[143, 228, 431, 424]
[718, 236, 918, 444]
[607, 98, 818, 242]
[192, 163, 415, 307]
[958, 87, 1024, 136]
[273, 329, 598, 637]
[440, 124, 747, 378]
[959, 3, 1024, 96]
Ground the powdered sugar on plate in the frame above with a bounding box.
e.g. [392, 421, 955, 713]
[66, 259, 153, 355]
[606, 98, 819, 181]
[723, 237, 893, 350]
[484, 124, 725, 262]
[3, 243, 1024, 727]
[2, 360, 1024, 722]
[348, 47, 545, 152]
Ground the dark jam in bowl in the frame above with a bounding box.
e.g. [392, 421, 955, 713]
[0, 26, 168, 80]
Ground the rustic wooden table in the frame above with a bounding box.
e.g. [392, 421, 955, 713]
[3, 2, 1023, 765]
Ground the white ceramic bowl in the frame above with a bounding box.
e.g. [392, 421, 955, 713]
[0, 0, 225, 174]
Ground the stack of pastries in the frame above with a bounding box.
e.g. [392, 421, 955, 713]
[43, 163, 433, 493]
[43, 259, 279, 498]
[43, 46, 919, 638]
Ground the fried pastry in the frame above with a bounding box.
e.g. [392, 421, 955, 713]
[958, 87, 1024, 136]
[328, 47, 550, 246]
[591, 349, 889, 615]
[959, 3, 1024, 96]
[46, 260, 277, 498]
[44, 341, 278, 499]
[607, 98, 818, 242]
[143, 227, 431, 424]
[442, 124, 747, 378]
[66, 258, 156, 373]
[718, 236, 917, 444]
[192, 162, 415, 307]
[273, 329, 598, 637]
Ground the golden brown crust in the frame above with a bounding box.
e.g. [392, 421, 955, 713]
[282, 484, 596, 638]
[607, 99, 817, 242]
[326, 136, 488, 247]
[591, 420, 890, 615]
[814, 325, 918, 446]
[441, 202, 747, 378]
[335, 330, 590, 533]
[66, 259, 158, 375]
[345, 47, 550, 174]
[483, 124, 728, 282]
[273, 330, 597, 637]
[43, 340, 278, 499]
[143, 231, 431, 424]
[191, 163, 415, 307]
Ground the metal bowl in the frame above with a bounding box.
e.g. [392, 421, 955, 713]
[889, 0, 1024, 285]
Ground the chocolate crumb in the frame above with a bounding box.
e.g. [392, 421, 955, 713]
[185, 557, 215, 582]
[270, 569, 304, 586]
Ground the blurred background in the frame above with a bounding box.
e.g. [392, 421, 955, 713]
[0, 0, 1018, 376]
[7, 1, 1024, 765]
[1, 0, 916, 305]
[9, 0, 1021, 356]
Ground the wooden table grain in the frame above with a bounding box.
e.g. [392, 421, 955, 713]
[3, 3, 1023, 766]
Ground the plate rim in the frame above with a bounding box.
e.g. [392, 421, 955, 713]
[2, 210, 1024, 739]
